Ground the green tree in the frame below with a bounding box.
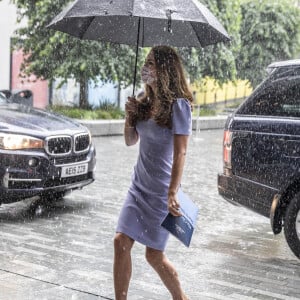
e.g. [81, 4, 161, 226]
[178, 0, 242, 84]
[237, 0, 300, 87]
[12, 0, 141, 108]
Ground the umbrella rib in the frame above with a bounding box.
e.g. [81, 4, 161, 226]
[189, 22, 228, 47]
[190, 0, 211, 25]
[189, 22, 205, 48]
[47, 0, 78, 27]
[80, 16, 97, 39]
[190, 0, 230, 42]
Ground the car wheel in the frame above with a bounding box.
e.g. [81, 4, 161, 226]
[28, 192, 66, 216]
[284, 193, 300, 259]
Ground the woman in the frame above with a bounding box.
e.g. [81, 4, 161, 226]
[114, 45, 193, 300]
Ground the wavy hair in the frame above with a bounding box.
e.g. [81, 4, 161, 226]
[136, 46, 193, 128]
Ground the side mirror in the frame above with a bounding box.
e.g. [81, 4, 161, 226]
[12, 90, 33, 106]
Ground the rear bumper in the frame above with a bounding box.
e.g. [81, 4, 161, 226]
[217, 173, 278, 218]
[217, 173, 237, 205]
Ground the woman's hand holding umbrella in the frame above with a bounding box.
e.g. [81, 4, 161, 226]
[124, 97, 139, 146]
[125, 96, 139, 126]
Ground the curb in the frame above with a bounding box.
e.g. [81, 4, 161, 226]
[79, 116, 228, 137]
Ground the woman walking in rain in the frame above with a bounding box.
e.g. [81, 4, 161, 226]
[113, 45, 192, 300]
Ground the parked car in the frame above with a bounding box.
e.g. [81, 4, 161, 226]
[218, 59, 300, 259]
[0, 90, 96, 204]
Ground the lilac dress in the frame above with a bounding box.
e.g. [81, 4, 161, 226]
[116, 98, 192, 251]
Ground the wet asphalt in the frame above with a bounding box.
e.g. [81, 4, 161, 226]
[0, 129, 299, 300]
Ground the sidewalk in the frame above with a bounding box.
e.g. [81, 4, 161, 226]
[79, 116, 228, 136]
[0, 130, 299, 300]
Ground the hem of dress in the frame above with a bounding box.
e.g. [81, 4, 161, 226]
[116, 226, 168, 252]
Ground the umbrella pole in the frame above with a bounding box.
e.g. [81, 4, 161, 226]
[132, 17, 141, 97]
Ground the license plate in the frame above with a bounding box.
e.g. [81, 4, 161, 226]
[61, 163, 88, 178]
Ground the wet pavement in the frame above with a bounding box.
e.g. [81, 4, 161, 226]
[0, 129, 299, 300]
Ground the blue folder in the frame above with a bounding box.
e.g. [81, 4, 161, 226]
[161, 189, 199, 247]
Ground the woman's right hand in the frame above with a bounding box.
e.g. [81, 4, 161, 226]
[124, 97, 139, 146]
[125, 97, 138, 115]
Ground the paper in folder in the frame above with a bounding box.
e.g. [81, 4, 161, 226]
[161, 189, 199, 247]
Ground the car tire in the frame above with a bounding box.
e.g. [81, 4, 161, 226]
[284, 193, 300, 259]
[28, 192, 66, 216]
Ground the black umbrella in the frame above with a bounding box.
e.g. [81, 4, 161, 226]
[48, 0, 231, 95]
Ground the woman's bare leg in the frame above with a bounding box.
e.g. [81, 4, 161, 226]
[145, 247, 188, 300]
[113, 233, 135, 300]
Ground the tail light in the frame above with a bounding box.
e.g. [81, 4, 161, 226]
[223, 130, 232, 170]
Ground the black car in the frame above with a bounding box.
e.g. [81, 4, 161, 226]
[218, 59, 300, 259]
[0, 90, 96, 204]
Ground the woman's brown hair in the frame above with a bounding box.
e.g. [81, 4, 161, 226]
[136, 46, 193, 128]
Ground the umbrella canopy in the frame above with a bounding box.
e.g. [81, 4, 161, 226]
[48, 0, 230, 48]
[48, 0, 231, 95]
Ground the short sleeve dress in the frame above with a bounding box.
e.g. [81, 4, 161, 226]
[116, 98, 192, 251]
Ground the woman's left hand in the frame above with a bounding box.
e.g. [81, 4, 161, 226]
[168, 193, 182, 217]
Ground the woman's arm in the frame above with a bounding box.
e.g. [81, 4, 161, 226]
[124, 97, 139, 146]
[124, 118, 139, 146]
[168, 134, 189, 216]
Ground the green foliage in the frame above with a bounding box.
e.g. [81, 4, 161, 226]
[50, 104, 216, 119]
[97, 100, 118, 111]
[195, 106, 217, 116]
[236, 0, 300, 87]
[49, 105, 125, 120]
[96, 110, 114, 119]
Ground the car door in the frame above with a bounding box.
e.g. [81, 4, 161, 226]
[231, 77, 300, 191]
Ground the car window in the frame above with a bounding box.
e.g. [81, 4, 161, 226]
[268, 66, 300, 80]
[238, 79, 300, 118]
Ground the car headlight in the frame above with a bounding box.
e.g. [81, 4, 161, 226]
[0, 133, 44, 150]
